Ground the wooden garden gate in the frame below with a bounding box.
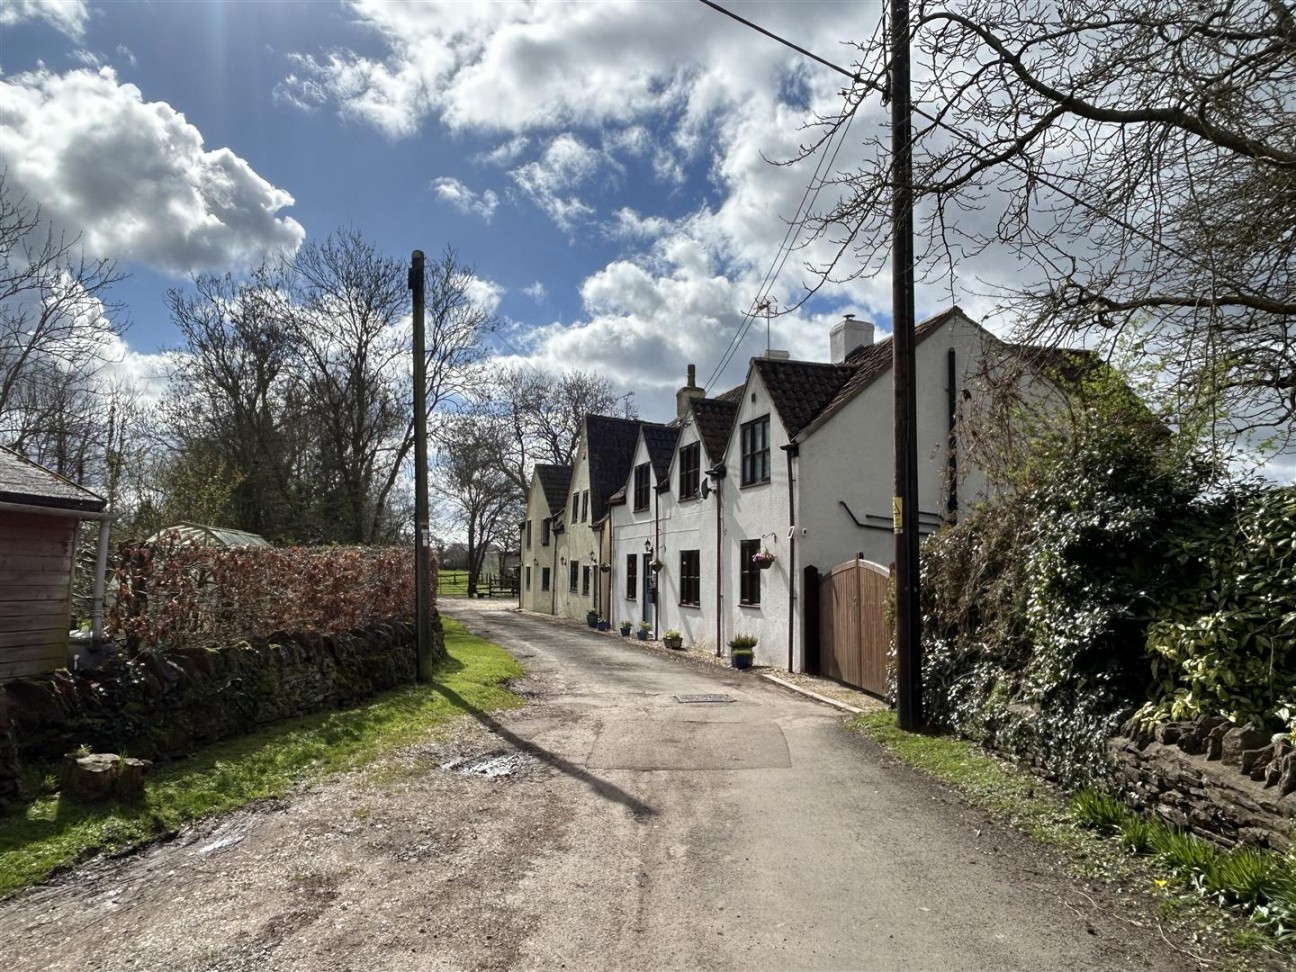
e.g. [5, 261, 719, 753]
[816, 558, 890, 696]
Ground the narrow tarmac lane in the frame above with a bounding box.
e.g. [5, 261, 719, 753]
[0, 601, 1188, 971]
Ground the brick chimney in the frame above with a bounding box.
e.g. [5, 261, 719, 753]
[831, 314, 875, 363]
[676, 363, 704, 419]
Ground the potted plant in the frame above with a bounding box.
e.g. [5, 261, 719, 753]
[663, 629, 684, 650]
[637, 621, 653, 641]
[751, 549, 776, 570]
[728, 633, 757, 669]
[596, 617, 610, 631]
[619, 619, 632, 636]
[586, 609, 598, 628]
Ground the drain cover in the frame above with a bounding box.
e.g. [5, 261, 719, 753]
[673, 693, 735, 704]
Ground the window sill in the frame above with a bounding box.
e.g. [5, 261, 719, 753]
[679, 601, 701, 608]
[738, 602, 762, 609]
[739, 479, 771, 490]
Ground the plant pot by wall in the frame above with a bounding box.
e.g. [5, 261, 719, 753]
[596, 620, 610, 631]
[636, 630, 649, 641]
[731, 650, 754, 670]
[663, 636, 683, 650]
[619, 626, 631, 637]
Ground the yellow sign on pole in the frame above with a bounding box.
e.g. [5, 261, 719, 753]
[893, 496, 903, 533]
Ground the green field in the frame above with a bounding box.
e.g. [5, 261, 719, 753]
[0, 618, 523, 897]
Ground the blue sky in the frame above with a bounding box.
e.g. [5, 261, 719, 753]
[3, 0, 939, 418]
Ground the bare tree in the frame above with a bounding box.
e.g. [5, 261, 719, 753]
[0, 174, 126, 462]
[804, 0, 1296, 437]
[433, 415, 521, 597]
[289, 228, 409, 543]
[477, 367, 637, 497]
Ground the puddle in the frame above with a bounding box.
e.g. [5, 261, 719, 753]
[440, 751, 535, 779]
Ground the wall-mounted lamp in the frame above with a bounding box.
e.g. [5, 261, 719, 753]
[643, 539, 652, 553]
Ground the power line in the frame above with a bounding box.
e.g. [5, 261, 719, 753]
[696, 0, 861, 81]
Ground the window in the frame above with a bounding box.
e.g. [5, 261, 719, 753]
[569, 561, 580, 592]
[739, 539, 761, 605]
[678, 442, 701, 499]
[541, 567, 551, 591]
[525, 519, 532, 548]
[581, 490, 589, 522]
[679, 549, 700, 605]
[633, 463, 651, 511]
[525, 566, 531, 591]
[626, 553, 638, 599]
[582, 566, 591, 596]
[741, 415, 770, 486]
[572, 492, 580, 521]
[541, 518, 551, 546]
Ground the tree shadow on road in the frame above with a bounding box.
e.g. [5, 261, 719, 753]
[428, 681, 657, 821]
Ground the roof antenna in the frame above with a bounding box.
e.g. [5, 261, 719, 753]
[755, 297, 776, 356]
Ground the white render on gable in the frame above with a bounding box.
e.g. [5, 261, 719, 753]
[518, 476, 554, 615]
[797, 310, 995, 574]
[554, 436, 597, 623]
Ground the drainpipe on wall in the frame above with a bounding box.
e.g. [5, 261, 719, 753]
[946, 347, 959, 524]
[653, 483, 660, 640]
[550, 530, 559, 616]
[782, 443, 798, 672]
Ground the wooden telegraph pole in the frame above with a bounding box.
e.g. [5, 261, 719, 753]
[891, 0, 923, 730]
[409, 250, 433, 680]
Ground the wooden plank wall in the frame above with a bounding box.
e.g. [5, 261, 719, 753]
[0, 511, 75, 681]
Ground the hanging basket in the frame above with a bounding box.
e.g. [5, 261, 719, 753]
[752, 554, 776, 570]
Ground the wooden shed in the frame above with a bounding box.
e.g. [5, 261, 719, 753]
[0, 447, 107, 681]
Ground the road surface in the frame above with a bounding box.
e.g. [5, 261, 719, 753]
[0, 600, 1188, 971]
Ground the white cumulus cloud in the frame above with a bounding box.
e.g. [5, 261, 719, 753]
[0, 0, 89, 41]
[0, 67, 305, 274]
[431, 176, 499, 221]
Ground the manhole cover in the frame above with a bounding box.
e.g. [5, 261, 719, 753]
[441, 751, 534, 779]
[673, 693, 735, 704]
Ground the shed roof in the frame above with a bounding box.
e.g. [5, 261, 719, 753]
[0, 447, 105, 513]
[145, 523, 272, 549]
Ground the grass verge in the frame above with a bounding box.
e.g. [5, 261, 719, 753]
[0, 617, 522, 898]
[849, 710, 1295, 971]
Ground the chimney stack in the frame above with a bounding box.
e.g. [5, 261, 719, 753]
[830, 313, 875, 363]
[676, 363, 704, 419]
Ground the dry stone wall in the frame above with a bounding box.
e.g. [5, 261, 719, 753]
[0, 615, 440, 804]
[1111, 715, 1296, 850]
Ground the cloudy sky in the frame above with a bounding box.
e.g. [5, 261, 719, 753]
[3, 0, 958, 418]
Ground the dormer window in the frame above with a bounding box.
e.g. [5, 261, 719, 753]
[633, 463, 651, 511]
[678, 442, 700, 498]
[741, 415, 771, 485]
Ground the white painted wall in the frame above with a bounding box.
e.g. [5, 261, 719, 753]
[609, 435, 657, 634]
[518, 477, 557, 614]
[798, 313, 999, 579]
[652, 417, 716, 653]
[554, 435, 598, 622]
[720, 367, 796, 670]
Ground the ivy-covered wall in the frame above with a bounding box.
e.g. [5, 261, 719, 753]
[0, 615, 442, 804]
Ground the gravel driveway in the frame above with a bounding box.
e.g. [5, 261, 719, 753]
[0, 600, 1192, 971]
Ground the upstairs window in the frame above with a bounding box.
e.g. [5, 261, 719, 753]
[581, 490, 589, 522]
[741, 415, 770, 486]
[572, 492, 580, 521]
[678, 442, 701, 499]
[633, 463, 651, 511]
[541, 518, 551, 546]
[679, 550, 700, 606]
[525, 519, 532, 548]
[739, 539, 762, 605]
[626, 553, 638, 599]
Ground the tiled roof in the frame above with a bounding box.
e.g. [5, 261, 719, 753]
[802, 307, 964, 439]
[640, 424, 680, 482]
[690, 397, 740, 464]
[586, 414, 644, 522]
[753, 358, 857, 439]
[0, 446, 104, 513]
[534, 464, 573, 515]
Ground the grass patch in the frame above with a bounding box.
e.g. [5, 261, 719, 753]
[437, 571, 470, 596]
[0, 617, 522, 898]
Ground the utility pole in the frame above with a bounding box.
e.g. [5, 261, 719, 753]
[409, 250, 433, 681]
[891, 0, 923, 730]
